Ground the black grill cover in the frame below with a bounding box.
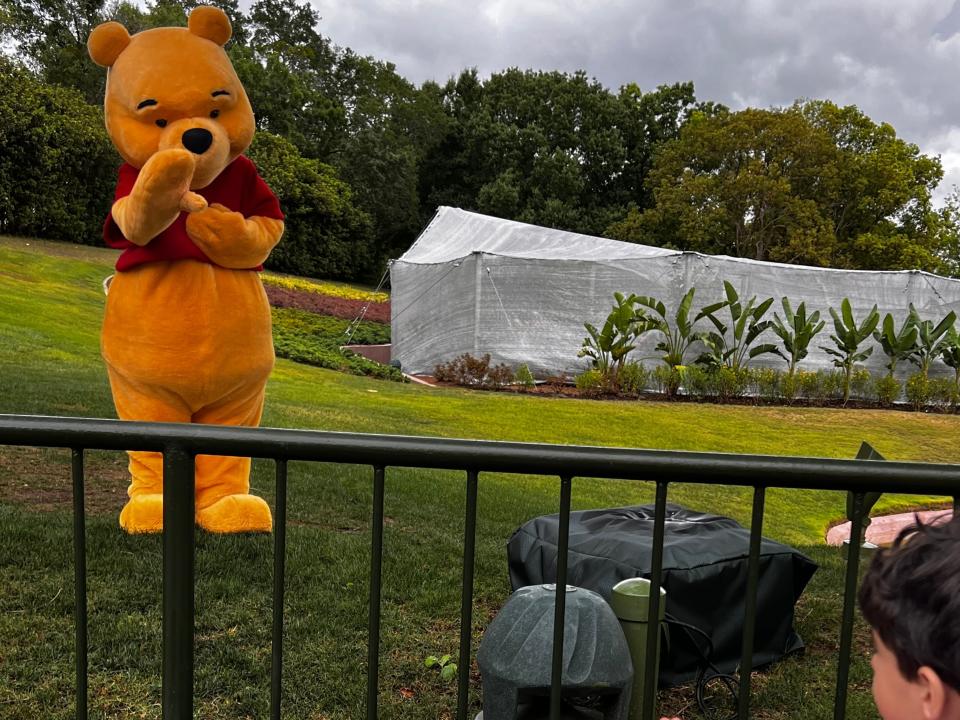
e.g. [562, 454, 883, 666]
[507, 504, 818, 686]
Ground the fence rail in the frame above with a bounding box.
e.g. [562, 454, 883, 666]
[1, 413, 959, 720]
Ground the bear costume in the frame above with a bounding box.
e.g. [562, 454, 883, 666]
[88, 6, 282, 534]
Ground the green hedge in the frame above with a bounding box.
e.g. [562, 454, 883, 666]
[0, 62, 117, 244]
[272, 307, 402, 381]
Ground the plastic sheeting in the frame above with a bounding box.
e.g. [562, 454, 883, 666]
[390, 207, 960, 377]
[507, 504, 818, 686]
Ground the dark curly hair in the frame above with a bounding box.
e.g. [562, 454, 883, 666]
[858, 514, 960, 691]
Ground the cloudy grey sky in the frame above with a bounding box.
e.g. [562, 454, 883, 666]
[312, 0, 960, 205]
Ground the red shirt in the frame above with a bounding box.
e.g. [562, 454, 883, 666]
[103, 155, 284, 272]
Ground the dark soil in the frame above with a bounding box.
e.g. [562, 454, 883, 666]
[0, 445, 129, 514]
[422, 380, 959, 412]
[265, 285, 390, 324]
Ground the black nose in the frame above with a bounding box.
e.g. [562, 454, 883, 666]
[181, 128, 213, 155]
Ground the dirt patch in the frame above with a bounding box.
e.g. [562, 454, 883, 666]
[0, 445, 129, 514]
[265, 285, 390, 324]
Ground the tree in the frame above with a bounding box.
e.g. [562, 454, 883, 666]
[800, 100, 943, 270]
[613, 102, 947, 271]
[420, 70, 712, 240]
[0, 0, 110, 102]
[233, 0, 343, 159]
[247, 132, 375, 280]
[0, 0, 248, 102]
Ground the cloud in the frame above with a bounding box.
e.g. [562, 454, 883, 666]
[312, 0, 960, 201]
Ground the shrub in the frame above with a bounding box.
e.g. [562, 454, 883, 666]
[905, 373, 931, 410]
[713, 367, 750, 401]
[849, 368, 873, 401]
[575, 370, 604, 397]
[928, 377, 957, 409]
[820, 370, 846, 403]
[651, 365, 683, 397]
[271, 308, 402, 381]
[434, 353, 514, 389]
[487, 363, 516, 389]
[543, 374, 570, 392]
[617, 362, 649, 397]
[796, 370, 821, 402]
[875, 375, 901, 407]
[515, 364, 536, 389]
[0, 63, 117, 244]
[780, 372, 800, 403]
[751, 367, 781, 403]
[682, 366, 709, 400]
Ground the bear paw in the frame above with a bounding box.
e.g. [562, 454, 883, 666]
[196, 494, 273, 534]
[119, 494, 164, 534]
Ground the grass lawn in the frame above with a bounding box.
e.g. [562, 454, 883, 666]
[1, 235, 958, 719]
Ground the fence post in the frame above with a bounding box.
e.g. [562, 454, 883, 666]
[71, 449, 87, 720]
[162, 446, 195, 719]
[833, 491, 865, 720]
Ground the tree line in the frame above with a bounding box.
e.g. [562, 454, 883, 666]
[2, 0, 959, 281]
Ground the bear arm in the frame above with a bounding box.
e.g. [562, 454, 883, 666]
[112, 150, 196, 245]
[111, 195, 180, 246]
[185, 203, 284, 268]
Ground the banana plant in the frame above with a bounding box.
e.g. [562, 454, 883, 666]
[696, 281, 778, 371]
[770, 298, 825, 378]
[872, 312, 918, 377]
[819, 298, 880, 404]
[635, 288, 727, 368]
[939, 324, 960, 403]
[908, 305, 957, 377]
[578, 292, 646, 384]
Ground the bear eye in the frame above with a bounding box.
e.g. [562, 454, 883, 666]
[155, 119, 168, 128]
[210, 109, 220, 119]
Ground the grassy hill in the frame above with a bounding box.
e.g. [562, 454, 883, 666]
[1, 235, 958, 719]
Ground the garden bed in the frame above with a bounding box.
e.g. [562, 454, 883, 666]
[265, 284, 390, 324]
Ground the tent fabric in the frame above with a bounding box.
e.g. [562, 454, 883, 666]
[390, 207, 960, 377]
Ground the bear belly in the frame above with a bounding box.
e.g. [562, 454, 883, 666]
[101, 259, 275, 410]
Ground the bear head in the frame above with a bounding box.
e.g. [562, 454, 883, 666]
[87, 6, 254, 190]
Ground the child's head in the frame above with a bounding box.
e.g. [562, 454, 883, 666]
[858, 515, 960, 720]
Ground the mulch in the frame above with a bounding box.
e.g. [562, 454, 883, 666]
[265, 285, 390, 324]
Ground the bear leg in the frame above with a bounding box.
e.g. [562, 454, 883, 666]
[107, 367, 193, 534]
[192, 382, 272, 534]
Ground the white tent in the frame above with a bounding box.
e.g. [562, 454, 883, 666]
[390, 207, 960, 378]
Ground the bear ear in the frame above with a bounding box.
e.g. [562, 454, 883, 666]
[188, 6, 232, 46]
[87, 21, 131, 67]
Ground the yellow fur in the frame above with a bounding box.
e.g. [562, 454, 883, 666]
[90, 6, 283, 534]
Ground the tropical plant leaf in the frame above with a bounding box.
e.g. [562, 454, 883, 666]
[841, 298, 855, 332]
[748, 343, 779, 358]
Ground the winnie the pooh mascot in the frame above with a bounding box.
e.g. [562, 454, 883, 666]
[87, 6, 282, 534]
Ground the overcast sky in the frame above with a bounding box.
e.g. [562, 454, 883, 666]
[312, 0, 960, 205]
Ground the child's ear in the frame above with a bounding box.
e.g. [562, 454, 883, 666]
[916, 666, 950, 719]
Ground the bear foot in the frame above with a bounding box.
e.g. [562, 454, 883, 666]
[119, 494, 164, 534]
[196, 494, 273, 534]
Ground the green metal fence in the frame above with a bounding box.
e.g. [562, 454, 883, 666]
[1, 413, 959, 720]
